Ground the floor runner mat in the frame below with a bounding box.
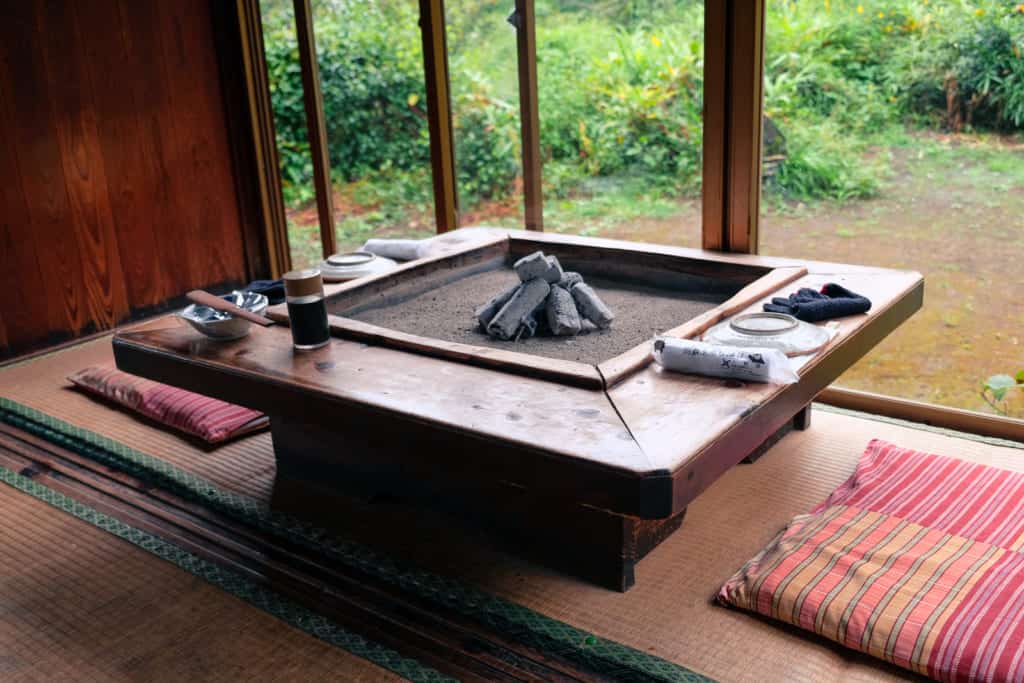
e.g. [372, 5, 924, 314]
[0, 464, 449, 682]
[0, 397, 711, 683]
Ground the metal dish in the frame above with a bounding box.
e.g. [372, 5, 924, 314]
[178, 290, 268, 340]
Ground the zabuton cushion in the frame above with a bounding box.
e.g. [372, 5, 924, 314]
[719, 439, 1024, 682]
[68, 365, 267, 444]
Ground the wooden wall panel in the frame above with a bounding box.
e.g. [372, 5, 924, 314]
[0, 0, 254, 358]
[42, 1, 131, 329]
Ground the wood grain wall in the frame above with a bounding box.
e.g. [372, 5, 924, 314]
[0, 0, 259, 357]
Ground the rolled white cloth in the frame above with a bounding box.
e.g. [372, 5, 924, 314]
[362, 227, 508, 262]
[652, 338, 798, 384]
[361, 238, 427, 262]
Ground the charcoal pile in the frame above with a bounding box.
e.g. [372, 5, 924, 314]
[475, 251, 615, 341]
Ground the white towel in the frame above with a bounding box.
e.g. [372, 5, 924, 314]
[652, 338, 798, 384]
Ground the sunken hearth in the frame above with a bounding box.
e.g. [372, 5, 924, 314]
[349, 266, 728, 365]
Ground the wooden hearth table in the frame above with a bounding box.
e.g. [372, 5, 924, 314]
[113, 230, 923, 590]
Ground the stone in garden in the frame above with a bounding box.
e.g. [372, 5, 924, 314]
[571, 283, 615, 329]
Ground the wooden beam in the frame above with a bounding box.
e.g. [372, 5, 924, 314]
[512, 0, 543, 231]
[234, 0, 291, 277]
[702, 0, 766, 254]
[819, 387, 1024, 445]
[419, 0, 458, 233]
[292, 0, 336, 257]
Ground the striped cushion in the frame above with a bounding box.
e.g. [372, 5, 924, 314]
[719, 439, 1024, 682]
[68, 365, 267, 444]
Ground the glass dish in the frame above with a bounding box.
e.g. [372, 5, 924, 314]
[703, 312, 833, 356]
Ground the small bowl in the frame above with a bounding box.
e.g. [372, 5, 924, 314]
[178, 290, 268, 341]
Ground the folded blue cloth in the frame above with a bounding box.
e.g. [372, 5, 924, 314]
[245, 279, 285, 305]
[763, 283, 871, 322]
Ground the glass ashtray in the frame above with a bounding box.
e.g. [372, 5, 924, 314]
[703, 312, 832, 356]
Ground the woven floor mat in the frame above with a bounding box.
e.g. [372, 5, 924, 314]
[0, 321, 277, 501]
[6, 330, 1022, 682]
[0, 481, 399, 682]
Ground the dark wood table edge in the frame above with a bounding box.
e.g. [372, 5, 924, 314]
[111, 334, 676, 519]
[267, 232, 799, 391]
[662, 276, 925, 513]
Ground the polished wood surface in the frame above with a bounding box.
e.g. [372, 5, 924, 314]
[598, 265, 807, 386]
[114, 230, 923, 524]
[0, 0, 256, 358]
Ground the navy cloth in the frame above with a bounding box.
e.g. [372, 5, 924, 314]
[245, 279, 285, 305]
[763, 283, 871, 322]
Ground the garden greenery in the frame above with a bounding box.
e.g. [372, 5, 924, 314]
[261, 0, 1024, 208]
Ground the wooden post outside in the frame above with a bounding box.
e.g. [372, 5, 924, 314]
[512, 0, 543, 231]
[234, 0, 292, 277]
[292, 0, 337, 257]
[701, 0, 766, 254]
[419, 0, 459, 233]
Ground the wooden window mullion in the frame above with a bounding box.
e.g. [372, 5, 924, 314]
[512, 0, 543, 231]
[234, 0, 291, 277]
[702, 0, 766, 254]
[292, 0, 337, 257]
[419, 0, 459, 233]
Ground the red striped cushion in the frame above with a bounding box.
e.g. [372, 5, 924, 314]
[720, 439, 1024, 682]
[68, 365, 267, 444]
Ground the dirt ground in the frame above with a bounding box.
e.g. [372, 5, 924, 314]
[598, 136, 1024, 414]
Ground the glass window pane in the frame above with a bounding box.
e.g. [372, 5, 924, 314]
[535, 1, 705, 245]
[260, 0, 436, 270]
[759, 1, 1024, 415]
[446, 1, 525, 228]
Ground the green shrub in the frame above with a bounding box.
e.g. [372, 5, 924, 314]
[261, 0, 1024, 210]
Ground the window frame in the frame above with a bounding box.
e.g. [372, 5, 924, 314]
[249, 0, 1024, 441]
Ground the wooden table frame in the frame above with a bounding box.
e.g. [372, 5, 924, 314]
[269, 232, 808, 390]
[113, 230, 923, 590]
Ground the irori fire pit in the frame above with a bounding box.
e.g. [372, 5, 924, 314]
[475, 250, 614, 342]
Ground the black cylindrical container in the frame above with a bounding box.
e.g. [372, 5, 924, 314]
[283, 269, 330, 350]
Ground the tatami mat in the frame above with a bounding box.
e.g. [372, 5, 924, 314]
[0, 483, 398, 682]
[4, 328, 1021, 682]
[0, 319, 278, 502]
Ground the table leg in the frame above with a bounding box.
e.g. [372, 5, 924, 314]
[793, 403, 812, 431]
[268, 414, 684, 591]
[742, 403, 812, 463]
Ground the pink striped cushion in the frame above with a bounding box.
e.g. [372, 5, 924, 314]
[720, 439, 1024, 682]
[68, 365, 267, 444]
